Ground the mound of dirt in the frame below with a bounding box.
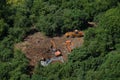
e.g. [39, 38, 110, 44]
[15, 32, 84, 66]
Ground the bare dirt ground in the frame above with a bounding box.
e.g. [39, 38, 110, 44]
[15, 32, 84, 66]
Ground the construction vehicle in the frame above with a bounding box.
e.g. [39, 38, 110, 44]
[64, 30, 84, 38]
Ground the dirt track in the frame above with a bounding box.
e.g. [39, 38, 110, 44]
[15, 32, 84, 66]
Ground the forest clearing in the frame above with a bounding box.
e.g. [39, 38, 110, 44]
[0, 0, 120, 80]
[15, 31, 84, 66]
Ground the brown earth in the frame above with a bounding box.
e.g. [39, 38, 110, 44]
[15, 32, 84, 66]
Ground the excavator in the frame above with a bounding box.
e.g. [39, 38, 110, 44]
[50, 39, 62, 56]
[64, 29, 84, 38]
[40, 40, 64, 66]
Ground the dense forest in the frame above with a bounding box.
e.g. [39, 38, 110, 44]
[0, 0, 120, 80]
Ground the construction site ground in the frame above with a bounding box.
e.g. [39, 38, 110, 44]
[15, 32, 84, 66]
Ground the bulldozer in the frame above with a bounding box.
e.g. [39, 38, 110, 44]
[64, 30, 84, 38]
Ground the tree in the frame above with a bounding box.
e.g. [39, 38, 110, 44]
[0, 19, 8, 38]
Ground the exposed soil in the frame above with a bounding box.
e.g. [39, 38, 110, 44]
[15, 32, 84, 66]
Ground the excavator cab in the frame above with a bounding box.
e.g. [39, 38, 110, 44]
[74, 29, 79, 34]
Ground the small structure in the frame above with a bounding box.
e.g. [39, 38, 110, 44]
[40, 58, 52, 66]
